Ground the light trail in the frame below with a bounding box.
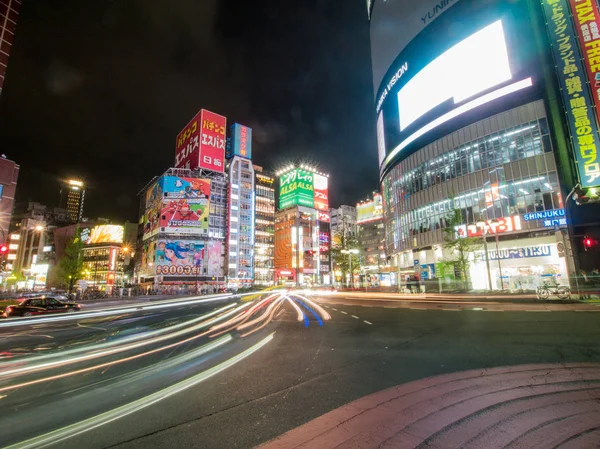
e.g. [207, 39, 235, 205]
[0, 303, 240, 378]
[285, 296, 305, 321]
[4, 333, 275, 449]
[0, 294, 235, 328]
[291, 293, 332, 321]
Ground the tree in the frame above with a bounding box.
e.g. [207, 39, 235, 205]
[331, 231, 361, 287]
[441, 209, 482, 291]
[58, 230, 85, 293]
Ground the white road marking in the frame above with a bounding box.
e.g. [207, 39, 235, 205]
[363, 320, 372, 325]
[340, 311, 348, 315]
[526, 310, 552, 312]
[332, 308, 338, 311]
[351, 315, 359, 319]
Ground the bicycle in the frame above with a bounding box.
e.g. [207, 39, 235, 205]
[536, 281, 571, 300]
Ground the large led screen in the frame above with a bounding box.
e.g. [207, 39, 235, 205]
[372, 0, 543, 177]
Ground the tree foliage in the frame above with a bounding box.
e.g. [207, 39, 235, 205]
[331, 230, 361, 285]
[58, 230, 85, 292]
[441, 209, 482, 291]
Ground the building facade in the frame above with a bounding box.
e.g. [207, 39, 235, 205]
[357, 193, 387, 286]
[0, 0, 20, 96]
[330, 205, 357, 242]
[137, 168, 227, 293]
[254, 165, 275, 286]
[0, 156, 19, 240]
[369, 0, 594, 291]
[61, 179, 85, 223]
[226, 156, 255, 288]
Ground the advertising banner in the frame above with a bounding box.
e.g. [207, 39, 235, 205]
[279, 168, 315, 209]
[86, 225, 124, 244]
[479, 245, 552, 261]
[175, 109, 227, 172]
[357, 193, 383, 224]
[155, 240, 205, 276]
[228, 123, 252, 159]
[569, 0, 600, 125]
[542, 0, 600, 187]
[199, 110, 227, 172]
[313, 173, 329, 211]
[160, 176, 211, 234]
[206, 241, 222, 276]
[175, 110, 202, 170]
[455, 215, 522, 238]
[143, 181, 162, 240]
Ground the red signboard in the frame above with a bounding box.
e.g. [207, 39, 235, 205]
[175, 109, 227, 172]
[313, 173, 329, 211]
[317, 211, 330, 223]
[455, 215, 522, 238]
[569, 0, 600, 122]
[199, 110, 226, 172]
[175, 111, 201, 170]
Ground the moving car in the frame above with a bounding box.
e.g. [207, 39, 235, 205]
[2, 296, 82, 318]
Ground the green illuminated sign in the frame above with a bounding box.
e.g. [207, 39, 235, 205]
[279, 168, 314, 209]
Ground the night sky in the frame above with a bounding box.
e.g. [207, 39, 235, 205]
[0, 0, 378, 222]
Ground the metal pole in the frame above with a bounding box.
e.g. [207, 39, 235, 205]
[348, 252, 352, 289]
[482, 233, 493, 291]
[564, 185, 581, 296]
[494, 231, 504, 291]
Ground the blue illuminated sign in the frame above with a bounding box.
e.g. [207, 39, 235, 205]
[523, 209, 565, 221]
[227, 123, 252, 160]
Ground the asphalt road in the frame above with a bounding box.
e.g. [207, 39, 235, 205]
[1, 293, 600, 449]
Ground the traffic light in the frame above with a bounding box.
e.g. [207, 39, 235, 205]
[583, 237, 596, 251]
[573, 186, 600, 205]
[0, 246, 7, 253]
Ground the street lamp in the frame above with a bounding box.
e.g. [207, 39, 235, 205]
[341, 249, 359, 288]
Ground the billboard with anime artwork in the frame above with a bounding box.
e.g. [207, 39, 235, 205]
[142, 181, 163, 240]
[159, 176, 211, 235]
[155, 240, 205, 276]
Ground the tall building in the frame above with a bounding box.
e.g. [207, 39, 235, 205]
[330, 205, 357, 243]
[274, 166, 331, 286]
[254, 165, 275, 286]
[137, 108, 229, 293]
[226, 156, 255, 288]
[0, 156, 19, 240]
[357, 193, 387, 286]
[369, 0, 600, 291]
[61, 179, 85, 223]
[137, 168, 228, 293]
[0, 0, 20, 96]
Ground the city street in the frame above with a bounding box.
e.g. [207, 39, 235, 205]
[1, 292, 599, 448]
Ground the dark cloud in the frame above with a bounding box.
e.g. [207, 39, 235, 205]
[0, 0, 378, 221]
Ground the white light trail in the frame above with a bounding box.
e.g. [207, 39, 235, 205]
[3, 333, 274, 449]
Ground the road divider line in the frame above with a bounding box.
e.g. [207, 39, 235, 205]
[4, 333, 275, 449]
[351, 315, 359, 319]
[363, 320, 372, 325]
[340, 311, 348, 315]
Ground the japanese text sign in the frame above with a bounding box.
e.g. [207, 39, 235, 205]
[228, 123, 252, 159]
[542, 0, 600, 187]
[175, 109, 226, 172]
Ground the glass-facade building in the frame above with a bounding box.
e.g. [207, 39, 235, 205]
[254, 166, 275, 286]
[370, 0, 586, 291]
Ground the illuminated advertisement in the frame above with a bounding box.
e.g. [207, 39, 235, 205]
[373, 0, 540, 176]
[357, 193, 384, 224]
[313, 173, 329, 211]
[228, 123, 252, 159]
[455, 215, 522, 238]
[565, 0, 600, 186]
[155, 240, 205, 276]
[175, 109, 226, 172]
[86, 225, 124, 244]
[279, 168, 315, 209]
[317, 211, 330, 223]
[160, 176, 211, 234]
[143, 181, 162, 240]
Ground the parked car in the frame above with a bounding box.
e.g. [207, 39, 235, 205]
[2, 297, 82, 318]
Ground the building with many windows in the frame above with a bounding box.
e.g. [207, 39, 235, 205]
[0, 156, 19, 240]
[254, 165, 275, 286]
[61, 179, 85, 223]
[369, 0, 593, 291]
[356, 193, 387, 286]
[330, 205, 357, 243]
[0, 0, 20, 96]
[226, 156, 255, 288]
